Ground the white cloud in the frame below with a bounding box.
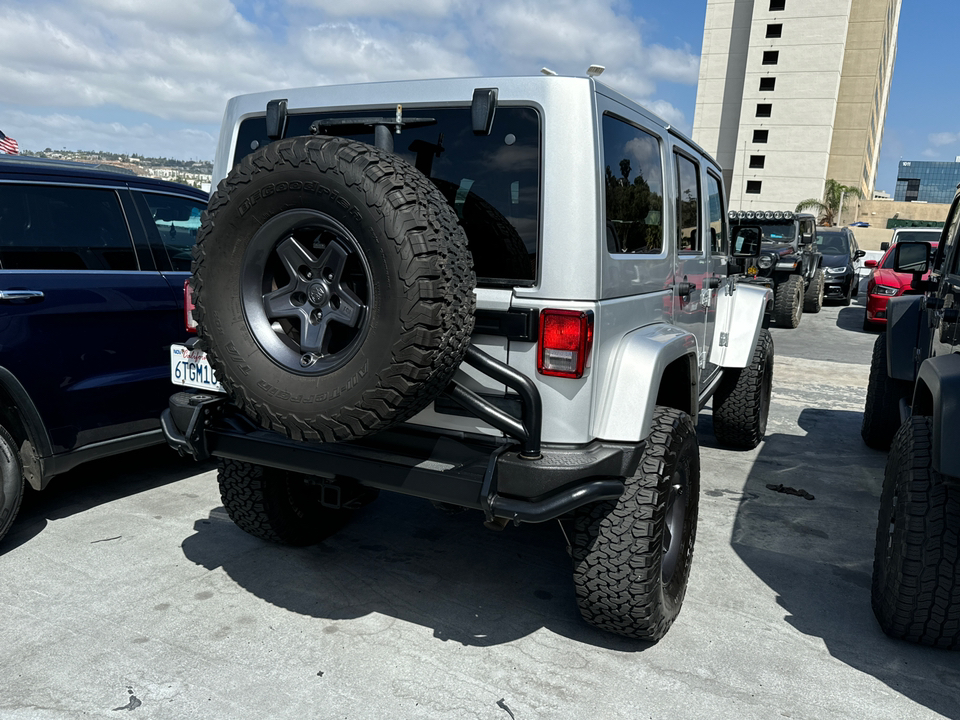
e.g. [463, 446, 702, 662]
[929, 132, 959, 147]
[288, 0, 462, 18]
[0, 0, 699, 158]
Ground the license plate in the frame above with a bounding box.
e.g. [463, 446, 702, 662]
[170, 344, 224, 392]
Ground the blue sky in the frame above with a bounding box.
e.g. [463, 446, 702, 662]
[0, 0, 953, 197]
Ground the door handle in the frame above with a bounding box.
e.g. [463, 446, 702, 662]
[0, 289, 45, 303]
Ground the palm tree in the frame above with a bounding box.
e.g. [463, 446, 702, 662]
[795, 179, 863, 226]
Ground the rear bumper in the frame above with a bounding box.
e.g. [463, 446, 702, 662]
[162, 392, 640, 525]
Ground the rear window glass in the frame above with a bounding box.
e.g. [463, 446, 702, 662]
[894, 230, 941, 244]
[234, 107, 541, 286]
[601, 114, 665, 254]
[0, 184, 135, 270]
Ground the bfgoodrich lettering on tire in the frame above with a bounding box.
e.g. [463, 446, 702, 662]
[193, 136, 476, 442]
[571, 406, 700, 641]
[871, 416, 960, 649]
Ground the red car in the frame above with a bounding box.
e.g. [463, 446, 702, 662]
[862, 242, 938, 330]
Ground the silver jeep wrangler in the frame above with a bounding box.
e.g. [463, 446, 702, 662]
[164, 75, 773, 641]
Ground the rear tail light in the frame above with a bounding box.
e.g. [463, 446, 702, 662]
[537, 309, 593, 378]
[184, 279, 198, 333]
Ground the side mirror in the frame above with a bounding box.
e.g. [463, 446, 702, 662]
[864, 259, 878, 268]
[855, 250, 866, 259]
[893, 241, 930, 274]
[880, 241, 890, 251]
[732, 226, 762, 258]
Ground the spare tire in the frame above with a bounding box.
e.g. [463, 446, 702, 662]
[193, 135, 476, 442]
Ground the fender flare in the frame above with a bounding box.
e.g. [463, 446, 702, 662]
[710, 282, 771, 368]
[913, 352, 960, 479]
[593, 324, 698, 444]
[886, 295, 927, 382]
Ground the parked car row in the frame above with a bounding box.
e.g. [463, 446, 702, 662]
[1, 75, 956, 650]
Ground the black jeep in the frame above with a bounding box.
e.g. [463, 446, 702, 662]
[729, 211, 825, 328]
[861, 192, 960, 649]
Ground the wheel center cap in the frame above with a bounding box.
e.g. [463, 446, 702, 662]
[307, 282, 327, 307]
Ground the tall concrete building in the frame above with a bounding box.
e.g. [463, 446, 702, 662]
[693, 0, 901, 213]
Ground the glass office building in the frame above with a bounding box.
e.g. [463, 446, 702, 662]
[895, 160, 960, 204]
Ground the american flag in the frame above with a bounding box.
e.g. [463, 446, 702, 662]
[0, 131, 19, 155]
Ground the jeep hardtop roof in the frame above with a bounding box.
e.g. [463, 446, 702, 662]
[213, 75, 719, 184]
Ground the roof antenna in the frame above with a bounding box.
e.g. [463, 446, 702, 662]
[586, 65, 605, 77]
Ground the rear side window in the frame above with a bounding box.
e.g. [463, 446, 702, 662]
[140, 193, 206, 272]
[601, 114, 665, 254]
[706, 172, 727, 254]
[676, 154, 702, 253]
[0, 184, 135, 270]
[234, 107, 540, 287]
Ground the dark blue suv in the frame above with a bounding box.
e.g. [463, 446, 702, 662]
[0, 155, 207, 543]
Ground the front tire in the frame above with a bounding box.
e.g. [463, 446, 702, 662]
[571, 407, 700, 641]
[861, 333, 911, 450]
[0, 425, 24, 544]
[217, 459, 373, 545]
[773, 276, 803, 328]
[871, 417, 960, 649]
[803, 268, 825, 313]
[712, 329, 774, 449]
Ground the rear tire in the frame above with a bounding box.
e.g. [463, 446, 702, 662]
[217, 459, 373, 545]
[712, 329, 774, 449]
[861, 333, 911, 450]
[803, 268, 825, 313]
[773, 276, 803, 328]
[571, 406, 700, 641]
[871, 417, 960, 649]
[0, 425, 24, 544]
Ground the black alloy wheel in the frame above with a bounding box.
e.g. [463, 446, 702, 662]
[240, 210, 372, 376]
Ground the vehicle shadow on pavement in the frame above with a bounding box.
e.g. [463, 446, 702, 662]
[180, 493, 651, 652]
[728, 407, 960, 717]
[3, 446, 212, 555]
[836, 306, 872, 333]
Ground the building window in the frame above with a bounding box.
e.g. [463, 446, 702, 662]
[762, 51, 779, 65]
[749, 155, 766, 169]
[756, 104, 772, 118]
[746, 181, 762, 194]
[759, 77, 776, 91]
[769, 0, 786, 10]
[766, 23, 782, 38]
[753, 129, 769, 143]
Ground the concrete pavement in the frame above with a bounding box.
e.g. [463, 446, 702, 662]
[1, 297, 957, 719]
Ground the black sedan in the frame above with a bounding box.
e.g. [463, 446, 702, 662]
[815, 228, 864, 305]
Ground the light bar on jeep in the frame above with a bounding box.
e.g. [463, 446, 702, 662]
[728, 210, 795, 221]
[537, 309, 593, 379]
